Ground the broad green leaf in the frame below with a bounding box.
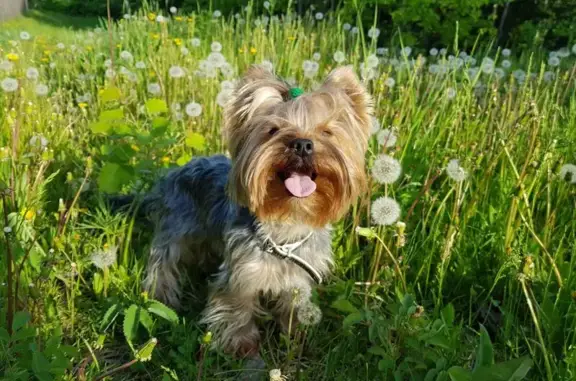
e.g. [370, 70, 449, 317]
[145, 98, 168, 114]
[176, 154, 191, 166]
[100, 108, 124, 121]
[441, 303, 455, 326]
[424, 369, 439, 381]
[152, 116, 170, 129]
[342, 312, 364, 328]
[185, 132, 206, 151]
[331, 299, 359, 314]
[135, 337, 158, 362]
[425, 333, 451, 349]
[29, 247, 43, 272]
[101, 87, 121, 102]
[448, 366, 471, 381]
[11, 326, 36, 342]
[378, 358, 395, 371]
[123, 304, 140, 343]
[90, 121, 111, 135]
[471, 357, 533, 381]
[367, 346, 387, 357]
[12, 311, 31, 332]
[474, 325, 494, 371]
[139, 309, 154, 334]
[100, 303, 121, 331]
[32, 352, 53, 381]
[0, 327, 10, 343]
[147, 301, 179, 324]
[98, 163, 134, 193]
[113, 124, 133, 135]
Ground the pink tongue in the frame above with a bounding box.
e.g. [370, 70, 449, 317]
[284, 173, 317, 198]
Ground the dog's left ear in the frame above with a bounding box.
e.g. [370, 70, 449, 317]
[321, 66, 373, 137]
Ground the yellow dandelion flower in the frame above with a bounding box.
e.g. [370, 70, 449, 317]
[24, 210, 35, 221]
[287, 36, 296, 41]
[187, 17, 194, 22]
[86, 46, 93, 52]
[152, 33, 160, 40]
[148, 70, 156, 78]
[147, 12, 156, 21]
[116, 44, 121, 49]
[175, 16, 183, 21]
[41, 57, 49, 63]
[173, 38, 182, 46]
[250, 47, 257, 54]
[161, 156, 170, 164]
[6, 53, 19, 61]
[78, 103, 88, 109]
[43, 50, 52, 56]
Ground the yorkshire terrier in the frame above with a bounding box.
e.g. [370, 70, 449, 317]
[136, 65, 372, 358]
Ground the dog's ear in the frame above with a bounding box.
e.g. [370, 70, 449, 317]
[321, 66, 373, 137]
[224, 65, 289, 157]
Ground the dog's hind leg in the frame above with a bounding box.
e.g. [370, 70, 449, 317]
[143, 240, 184, 308]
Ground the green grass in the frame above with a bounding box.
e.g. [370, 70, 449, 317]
[1, 4, 576, 381]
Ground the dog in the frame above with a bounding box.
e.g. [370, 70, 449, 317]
[135, 65, 372, 358]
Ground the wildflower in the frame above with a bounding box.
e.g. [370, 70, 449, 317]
[446, 159, 468, 182]
[366, 54, 379, 69]
[3, 226, 12, 233]
[211, 41, 223, 52]
[120, 50, 133, 62]
[123, 14, 131, 19]
[264, 1, 271, 9]
[220, 62, 235, 78]
[78, 103, 88, 109]
[269, 369, 283, 381]
[185, 102, 202, 117]
[501, 59, 511, 69]
[216, 90, 233, 107]
[439, 48, 447, 56]
[377, 128, 397, 148]
[543, 71, 555, 82]
[213, 10, 222, 18]
[1, 77, 18, 92]
[169, 66, 185, 78]
[35, 84, 49, 96]
[170, 6, 177, 14]
[384, 77, 395, 88]
[24, 209, 35, 221]
[156, 15, 166, 23]
[6, 53, 19, 62]
[557, 47, 570, 58]
[371, 196, 401, 226]
[315, 12, 324, 20]
[370, 116, 381, 135]
[56, 42, 65, 50]
[343, 23, 351, 31]
[548, 56, 560, 67]
[291, 284, 312, 307]
[261, 60, 274, 72]
[135, 61, 146, 69]
[175, 16, 183, 21]
[90, 245, 118, 269]
[481, 61, 494, 74]
[297, 302, 322, 325]
[512, 69, 526, 81]
[313, 52, 321, 61]
[202, 331, 213, 345]
[250, 47, 257, 54]
[377, 47, 389, 56]
[147, 12, 156, 21]
[402, 46, 412, 57]
[502, 48, 511, 57]
[494, 68, 505, 80]
[559, 164, 576, 184]
[367, 27, 380, 39]
[104, 59, 112, 68]
[446, 87, 457, 99]
[220, 80, 235, 92]
[333, 51, 345, 63]
[20, 31, 31, 40]
[105, 69, 116, 79]
[351, 27, 359, 34]
[372, 154, 402, 184]
[0, 60, 13, 71]
[207, 52, 226, 68]
[26, 67, 40, 81]
[147, 83, 161, 95]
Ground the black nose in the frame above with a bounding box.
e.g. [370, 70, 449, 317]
[289, 138, 314, 157]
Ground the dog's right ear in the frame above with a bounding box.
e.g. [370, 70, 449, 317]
[223, 65, 289, 158]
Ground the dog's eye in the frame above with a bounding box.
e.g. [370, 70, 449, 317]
[269, 127, 279, 136]
[322, 130, 333, 137]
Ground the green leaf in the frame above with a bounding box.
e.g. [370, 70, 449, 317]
[98, 163, 134, 193]
[448, 366, 471, 381]
[342, 312, 364, 328]
[32, 352, 53, 381]
[151, 117, 169, 137]
[123, 304, 140, 344]
[367, 346, 388, 357]
[139, 309, 154, 334]
[331, 299, 359, 314]
[100, 303, 121, 331]
[147, 301, 179, 324]
[378, 358, 395, 372]
[176, 154, 191, 166]
[425, 333, 451, 349]
[0, 327, 10, 343]
[184, 132, 206, 151]
[474, 325, 494, 371]
[441, 303, 455, 326]
[92, 272, 103, 296]
[471, 357, 533, 381]
[145, 98, 168, 114]
[100, 108, 124, 121]
[425, 369, 439, 381]
[355, 227, 377, 239]
[12, 311, 31, 332]
[90, 121, 111, 135]
[135, 337, 158, 362]
[113, 124, 133, 135]
[101, 87, 121, 102]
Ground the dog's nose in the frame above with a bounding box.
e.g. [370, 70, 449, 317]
[289, 138, 314, 157]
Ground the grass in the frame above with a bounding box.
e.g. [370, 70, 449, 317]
[1, 10, 99, 41]
[1, 3, 576, 381]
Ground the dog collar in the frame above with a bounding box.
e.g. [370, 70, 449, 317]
[261, 232, 322, 284]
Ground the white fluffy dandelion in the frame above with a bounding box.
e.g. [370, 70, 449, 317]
[56, 42, 65, 50]
[297, 302, 322, 326]
[156, 15, 166, 23]
[0, 60, 13, 71]
[211, 41, 223, 52]
[29, 134, 48, 149]
[169, 66, 185, 78]
[220, 80, 236, 92]
[430, 48, 438, 56]
[315, 12, 324, 20]
[263, 1, 271, 9]
[343, 23, 351, 31]
[185, 102, 202, 117]
[372, 154, 402, 184]
[446, 159, 468, 182]
[333, 51, 345, 63]
[20, 31, 31, 40]
[446, 87, 457, 99]
[269, 369, 283, 381]
[3, 226, 12, 233]
[548, 56, 560, 67]
[135, 61, 146, 69]
[181, 47, 189, 56]
[366, 54, 379, 69]
[213, 10, 222, 18]
[261, 60, 274, 72]
[502, 48, 511, 57]
[370, 116, 381, 135]
[35, 83, 49, 96]
[90, 245, 118, 270]
[351, 26, 359, 34]
[367, 27, 380, 39]
[377, 128, 397, 148]
[216, 90, 233, 107]
[170, 6, 177, 14]
[384, 77, 395, 88]
[559, 164, 576, 184]
[26, 67, 39, 81]
[147, 82, 161, 95]
[1, 77, 18, 92]
[543, 71, 555, 82]
[191, 38, 201, 47]
[371, 197, 401, 226]
[120, 50, 133, 62]
[501, 59, 511, 69]
[312, 52, 321, 61]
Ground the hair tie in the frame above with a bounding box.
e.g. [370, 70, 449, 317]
[288, 87, 304, 99]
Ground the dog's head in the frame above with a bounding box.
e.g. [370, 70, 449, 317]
[224, 65, 373, 227]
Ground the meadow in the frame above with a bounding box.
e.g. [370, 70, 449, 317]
[1, 4, 576, 381]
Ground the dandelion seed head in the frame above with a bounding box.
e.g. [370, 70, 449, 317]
[502, 48, 511, 57]
[548, 56, 560, 67]
[371, 197, 401, 226]
[543, 71, 555, 82]
[0, 60, 14, 71]
[315, 12, 324, 20]
[90, 245, 118, 269]
[297, 302, 322, 326]
[429, 48, 438, 56]
[170, 6, 177, 14]
[368, 27, 380, 39]
[20, 31, 30, 40]
[384, 77, 395, 88]
[366, 54, 379, 69]
[156, 15, 166, 23]
[211, 41, 223, 52]
[446, 87, 457, 99]
[169, 65, 185, 78]
[333, 51, 345, 63]
[120, 50, 133, 62]
[343, 23, 351, 31]
[147, 82, 161, 95]
[263, 1, 270, 9]
[135, 61, 146, 69]
[377, 128, 397, 147]
[185, 102, 202, 117]
[26, 67, 39, 81]
[559, 164, 576, 184]
[191, 38, 201, 47]
[1, 77, 18, 92]
[446, 159, 468, 182]
[3, 226, 12, 233]
[501, 59, 511, 69]
[56, 42, 65, 50]
[35, 83, 49, 96]
[216, 90, 233, 107]
[351, 26, 359, 34]
[261, 60, 274, 72]
[312, 52, 321, 61]
[371, 154, 402, 184]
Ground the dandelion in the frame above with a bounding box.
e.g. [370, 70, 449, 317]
[494, 68, 505, 79]
[216, 90, 233, 107]
[376, 47, 388, 56]
[261, 60, 274, 72]
[372, 154, 402, 184]
[20, 31, 31, 40]
[0, 60, 13, 71]
[501, 59, 511, 69]
[297, 302, 322, 325]
[481, 61, 494, 74]
[402, 46, 412, 57]
[312, 52, 321, 61]
[104, 59, 112, 68]
[135, 61, 146, 69]
[56, 42, 65, 50]
[211, 41, 223, 52]
[26, 67, 40, 80]
[384, 77, 395, 88]
[123, 14, 131, 19]
[105, 69, 116, 79]
[185, 102, 202, 117]
[351, 27, 359, 34]
[558, 47, 570, 58]
[263, 1, 271, 9]
[429, 48, 439, 56]
[169, 66, 185, 78]
[207, 52, 226, 68]
[315, 12, 324, 20]
[170, 6, 177, 14]
[3, 226, 12, 233]
[439, 48, 447, 56]
[446, 87, 457, 99]
[501, 48, 511, 57]
[548, 56, 560, 67]
[1, 77, 18, 92]
[446, 159, 468, 182]
[191, 38, 201, 47]
[543, 71, 555, 82]
[35, 84, 49, 96]
[343, 23, 351, 31]
[29, 134, 48, 149]
[213, 10, 222, 18]
[120, 50, 133, 62]
[512, 69, 526, 81]
[147, 82, 161, 95]
[366, 54, 379, 69]
[90, 245, 118, 270]
[371, 196, 401, 226]
[333, 51, 345, 63]
[220, 62, 235, 78]
[370, 116, 381, 135]
[269, 369, 284, 381]
[367, 27, 380, 39]
[291, 284, 312, 307]
[377, 128, 397, 148]
[559, 164, 576, 184]
[156, 15, 166, 23]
